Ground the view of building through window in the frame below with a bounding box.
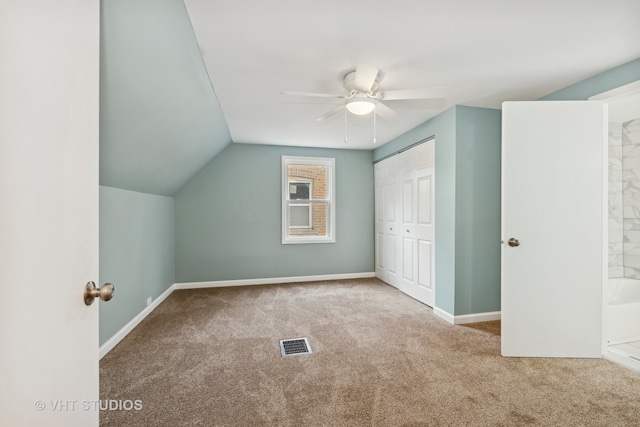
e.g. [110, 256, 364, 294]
[287, 164, 327, 237]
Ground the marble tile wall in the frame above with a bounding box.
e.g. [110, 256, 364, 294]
[609, 122, 624, 278]
[623, 117, 640, 278]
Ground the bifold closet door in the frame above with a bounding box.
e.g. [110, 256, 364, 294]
[375, 140, 435, 308]
[375, 156, 399, 287]
[397, 141, 435, 307]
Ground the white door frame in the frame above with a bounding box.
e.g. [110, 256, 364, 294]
[589, 80, 640, 355]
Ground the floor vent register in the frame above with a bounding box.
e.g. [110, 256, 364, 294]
[279, 338, 312, 357]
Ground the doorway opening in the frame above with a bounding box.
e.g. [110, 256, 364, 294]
[595, 81, 640, 372]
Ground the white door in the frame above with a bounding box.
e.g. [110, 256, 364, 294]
[398, 141, 435, 307]
[374, 162, 389, 282]
[375, 156, 400, 286]
[501, 101, 606, 358]
[0, 1, 100, 425]
[375, 141, 435, 307]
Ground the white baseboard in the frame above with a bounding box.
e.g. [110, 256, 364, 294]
[453, 311, 501, 324]
[604, 351, 640, 374]
[99, 285, 174, 360]
[433, 308, 501, 325]
[433, 307, 455, 323]
[174, 272, 376, 290]
[99, 272, 376, 359]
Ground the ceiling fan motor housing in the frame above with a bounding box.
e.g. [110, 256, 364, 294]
[343, 70, 381, 94]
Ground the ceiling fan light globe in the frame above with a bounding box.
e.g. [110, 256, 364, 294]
[346, 100, 375, 115]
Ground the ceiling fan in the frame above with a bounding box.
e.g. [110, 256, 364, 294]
[281, 63, 447, 122]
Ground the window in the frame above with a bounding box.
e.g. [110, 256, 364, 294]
[282, 156, 335, 244]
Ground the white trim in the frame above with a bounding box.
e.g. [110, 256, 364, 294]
[174, 272, 376, 290]
[433, 307, 501, 325]
[282, 155, 336, 244]
[452, 311, 501, 325]
[99, 272, 376, 359]
[592, 81, 640, 355]
[604, 351, 640, 374]
[433, 307, 454, 324]
[588, 80, 640, 102]
[99, 285, 174, 360]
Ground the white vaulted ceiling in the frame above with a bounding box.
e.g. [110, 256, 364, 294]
[99, 0, 640, 195]
[183, 0, 640, 149]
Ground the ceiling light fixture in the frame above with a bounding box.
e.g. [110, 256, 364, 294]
[346, 98, 375, 115]
[344, 100, 377, 145]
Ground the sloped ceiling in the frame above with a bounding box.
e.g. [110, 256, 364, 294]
[100, 0, 640, 195]
[100, 0, 231, 196]
[184, 0, 640, 150]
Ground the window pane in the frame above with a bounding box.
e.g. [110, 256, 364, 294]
[310, 202, 328, 237]
[289, 182, 310, 200]
[287, 164, 328, 200]
[290, 204, 310, 227]
[287, 202, 328, 237]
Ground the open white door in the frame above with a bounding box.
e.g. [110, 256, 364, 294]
[0, 1, 100, 425]
[502, 101, 606, 358]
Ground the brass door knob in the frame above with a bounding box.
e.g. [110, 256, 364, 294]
[84, 281, 115, 305]
[508, 238, 520, 247]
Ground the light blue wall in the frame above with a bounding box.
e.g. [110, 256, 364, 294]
[99, 186, 175, 346]
[374, 107, 458, 314]
[100, 0, 231, 196]
[371, 58, 639, 317]
[454, 106, 502, 315]
[174, 143, 374, 282]
[373, 106, 501, 316]
[539, 58, 640, 101]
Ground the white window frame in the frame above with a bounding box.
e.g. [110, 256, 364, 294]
[282, 156, 335, 244]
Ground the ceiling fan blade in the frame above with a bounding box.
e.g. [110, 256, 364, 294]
[377, 87, 447, 101]
[281, 90, 344, 99]
[354, 63, 380, 92]
[375, 101, 399, 120]
[315, 105, 344, 122]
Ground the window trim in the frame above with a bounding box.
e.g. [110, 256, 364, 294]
[282, 156, 335, 244]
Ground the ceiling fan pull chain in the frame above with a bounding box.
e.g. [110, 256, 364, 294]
[373, 108, 377, 144]
[344, 105, 348, 144]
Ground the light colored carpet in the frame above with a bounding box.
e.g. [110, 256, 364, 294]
[100, 278, 640, 426]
